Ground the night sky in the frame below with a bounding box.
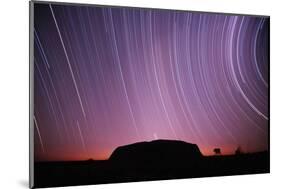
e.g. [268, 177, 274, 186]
[33, 3, 269, 161]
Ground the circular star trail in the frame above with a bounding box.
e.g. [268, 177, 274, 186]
[33, 3, 269, 161]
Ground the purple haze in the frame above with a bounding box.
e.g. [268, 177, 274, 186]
[33, 3, 269, 161]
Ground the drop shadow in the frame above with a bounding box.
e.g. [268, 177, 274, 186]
[18, 180, 29, 188]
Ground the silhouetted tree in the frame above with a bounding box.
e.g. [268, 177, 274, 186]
[235, 146, 243, 155]
[213, 148, 221, 155]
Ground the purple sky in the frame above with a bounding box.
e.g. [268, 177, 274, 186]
[33, 3, 269, 161]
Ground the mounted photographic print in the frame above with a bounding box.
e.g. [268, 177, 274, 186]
[29, 1, 270, 188]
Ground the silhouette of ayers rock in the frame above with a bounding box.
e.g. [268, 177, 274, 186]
[109, 139, 203, 169]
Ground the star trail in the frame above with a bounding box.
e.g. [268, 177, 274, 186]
[33, 3, 269, 161]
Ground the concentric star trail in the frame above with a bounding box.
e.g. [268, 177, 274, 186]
[33, 3, 269, 161]
[50, 4, 86, 118]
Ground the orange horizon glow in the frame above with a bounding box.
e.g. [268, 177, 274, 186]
[35, 141, 265, 162]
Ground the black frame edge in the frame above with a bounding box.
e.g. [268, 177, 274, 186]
[29, 1, 35, 188]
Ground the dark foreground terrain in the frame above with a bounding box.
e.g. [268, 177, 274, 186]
[33, 140, 269, 188]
